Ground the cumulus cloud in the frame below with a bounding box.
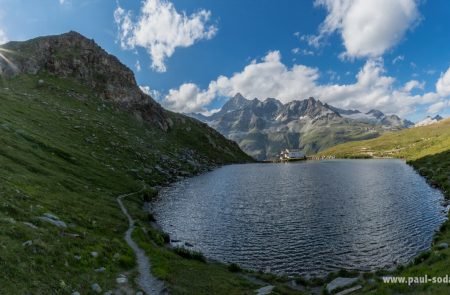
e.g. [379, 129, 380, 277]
[114, 0, 217, 72]
[436, 67, 450, 97]
[427, 101, 449, 114]
[164, 83, 216, 113]
[162, 51, 448, 116]
[310, 0, 420, 58]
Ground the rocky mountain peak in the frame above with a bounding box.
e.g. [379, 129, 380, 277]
[220, 93, 251, 112]
[0, 31, 168, 130]
[366, 109, 385, 119]
[415, 114, 444, 127]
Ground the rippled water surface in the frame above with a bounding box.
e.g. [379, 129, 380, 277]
[153, 160, 446, 276]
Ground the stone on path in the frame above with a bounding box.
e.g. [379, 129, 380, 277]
[335, 285, 362, 295]
[326, 277, 359, 293]
[256, 285, 274, 295]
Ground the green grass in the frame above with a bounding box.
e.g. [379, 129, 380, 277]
[318, 119, 450, 161]
[318, 120, 450, 294]
[0, 73, 252, 294]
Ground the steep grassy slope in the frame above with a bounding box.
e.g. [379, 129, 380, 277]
[0, 74, 255, 294]
[319, 120, 450, 294]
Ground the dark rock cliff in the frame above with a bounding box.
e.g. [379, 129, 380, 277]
[0, 31, 168, 130]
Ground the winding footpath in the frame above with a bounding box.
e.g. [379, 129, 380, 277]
[117, 191, 166, 295]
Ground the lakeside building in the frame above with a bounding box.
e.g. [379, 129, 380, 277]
[279, 149, 306, 162]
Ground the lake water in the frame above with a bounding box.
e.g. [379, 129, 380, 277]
[152, 160, 446, 276]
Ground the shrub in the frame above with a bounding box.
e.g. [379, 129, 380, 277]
[228, 263, 242, 273]
[142, 187, 158, 201]
[147, 228, 170, 246]
[413, 251, 431, 265]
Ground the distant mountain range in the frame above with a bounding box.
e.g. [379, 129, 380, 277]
[414, 115, 444, 127]
[189, 94, 414, 160]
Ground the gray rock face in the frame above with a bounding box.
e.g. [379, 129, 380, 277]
[190, 94, 413, 160]
[326, 277, 359, 293]
[0, 31, 168, 130]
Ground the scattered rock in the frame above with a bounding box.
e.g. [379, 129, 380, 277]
[74, 255, 81, 260]
[116, 276, 128, 284]
[136, 292, 144, 295]
[23, 222, 38, 229]
[22, 240, 33, 247]
[256, 285, 274, 295]
[91, 251, 99, 258]
[38, 213, 67, 228]
[335, 285, 362, 295]
[95, 267, 106, 272]
[438, 242, 449, 249]
[91, 283, 102, 293]
[1, 217, 16, 224]
[104, 291, 113, 295]
[38, 79, 45, 85]
[71, 292, 80, 295]
[326, 277, 359, 293]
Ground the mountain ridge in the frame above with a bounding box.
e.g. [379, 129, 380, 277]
[189, 94, 414, 160]
[1, 31, 170, 129]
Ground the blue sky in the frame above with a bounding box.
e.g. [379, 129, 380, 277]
[0, 0, 449, 121]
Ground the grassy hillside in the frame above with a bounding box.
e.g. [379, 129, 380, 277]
[0, 74, 256, 294]
[319, 120, 450, 294]
[319, 118, 450, 161]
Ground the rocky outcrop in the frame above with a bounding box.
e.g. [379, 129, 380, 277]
[0, 31, 168, 130]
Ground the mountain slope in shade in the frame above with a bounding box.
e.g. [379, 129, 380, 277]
[189, 94, 414, 160]
[415, 115, 444, 127]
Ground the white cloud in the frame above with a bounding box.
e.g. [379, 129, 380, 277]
[311, 0, 420, 58]
[427, 101, 449, 114]
[402, 80, 424, 92]
[392, 55, 405, 64]
[135, 60, 141, 72]
[162, 51, 448, 117]
[292, 47, 314, 56]
[0, 28, 8, 45]
[114, 0, 217, 72]
[140, 85, 162, 101]
[436, 67, 450, 97]
[164, 83, 216, 113]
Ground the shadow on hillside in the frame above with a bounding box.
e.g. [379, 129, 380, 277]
[408, 150, 450, 198]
